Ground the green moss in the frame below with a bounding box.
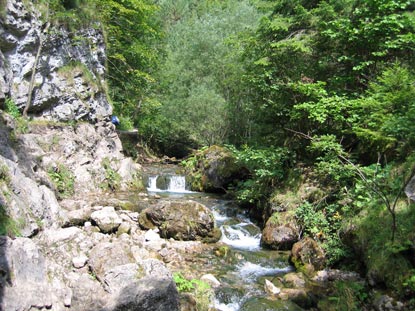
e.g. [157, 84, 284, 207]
[0, 0, 6, 19]
[0, 204, 22, 237]
[58, 61, 98, 90]
[173, 272, 212, 311]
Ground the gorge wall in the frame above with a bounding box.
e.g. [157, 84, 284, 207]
[0, 1, 181, 310]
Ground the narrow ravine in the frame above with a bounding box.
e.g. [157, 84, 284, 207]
[143, 165, 297, 311]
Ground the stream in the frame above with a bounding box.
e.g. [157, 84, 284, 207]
[143, 166, 300, 311]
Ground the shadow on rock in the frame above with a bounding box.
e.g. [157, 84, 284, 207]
[0, 237, 10, 309]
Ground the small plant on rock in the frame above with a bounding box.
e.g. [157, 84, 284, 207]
[48, 163, 75, 199]
[101, 157, 121, 191]
[173, 272, 213, 311]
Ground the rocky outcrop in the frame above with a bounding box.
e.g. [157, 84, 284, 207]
[0, 2, 182, 310]
[0, 0, 111, 121]
[139, 200, 219, 241]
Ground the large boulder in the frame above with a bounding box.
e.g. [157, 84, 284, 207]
[0, 237, 55, 310]
[139, 200, 219, 241]
[186, 145, 247, 192]
[108, 277, 180, 311]
[290, 237, 326, 273]
[261, 219, 299, 250]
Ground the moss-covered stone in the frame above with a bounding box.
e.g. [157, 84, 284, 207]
[138, 200, 217, 241]
[290, 237, 326, 276]
[185, 145, 248, 193]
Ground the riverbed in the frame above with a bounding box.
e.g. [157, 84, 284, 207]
[141, 165, 301, 311]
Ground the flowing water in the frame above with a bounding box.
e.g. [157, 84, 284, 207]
[144, 166, 297, 310]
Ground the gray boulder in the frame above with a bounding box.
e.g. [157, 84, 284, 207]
[91, 206, 122, 233]
[185, 145, 248, 192]
[290, 237, 326, 273]
[261, 221, 299, 250]
[108, 277, 180, 311]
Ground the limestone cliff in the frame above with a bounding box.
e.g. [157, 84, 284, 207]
[0, 0, 111, 121]
[0, 2, 181, 310]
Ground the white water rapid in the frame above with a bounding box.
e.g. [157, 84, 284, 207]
[145, 169, 294, 311]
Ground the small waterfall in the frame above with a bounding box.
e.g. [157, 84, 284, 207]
[146, 174, 193, 193]
[147, 176, 158, 192]
[167, 175, 187, 192]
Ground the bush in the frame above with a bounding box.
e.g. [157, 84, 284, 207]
[227, 145, 292, 206]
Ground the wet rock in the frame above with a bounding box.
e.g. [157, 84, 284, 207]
[261, 220, 299, 250]
[312, 269, 362, 284]
[290, 237, 326, 273]
[264, 279, 281, 295]
[279, 288, 311, 308]
[180, 293, 198, 311]
[283, 272, 306, 289]
[91, 206, 122, 233]
[139, 200, 217, 241]
[241, 297, 304, 311]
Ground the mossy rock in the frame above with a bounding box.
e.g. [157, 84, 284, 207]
[290, 237, 326, 276]
[187, 145, 248, 193]
[138, 200, 217, 241]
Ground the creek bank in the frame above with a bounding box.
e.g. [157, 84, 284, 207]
[183, 146, 413, 310]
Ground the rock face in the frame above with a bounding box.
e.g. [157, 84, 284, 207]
[0, 0, 111, 121]
[0, 2, 181, 311]
[186, 145, 247, 192]
[139, 200, 218, 241]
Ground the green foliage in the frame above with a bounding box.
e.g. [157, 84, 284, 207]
[101, 157, 121, 191]
[97, 0, 161, 126]
[295, 201, 348, 265]
[173, 272, 212, 311]
[0, 204, 22, 237]
[4, 97, 29, 136]
[0, 164, 11, 186]
[48, 163, 75, 199]
[226, 145, 292, 206]
[318, 280, 368, 311]
[5, 97, 21, 119]
[148, 0, 261, 151]
[0, 0, 6, 18]
[117, 115, 134, 131]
